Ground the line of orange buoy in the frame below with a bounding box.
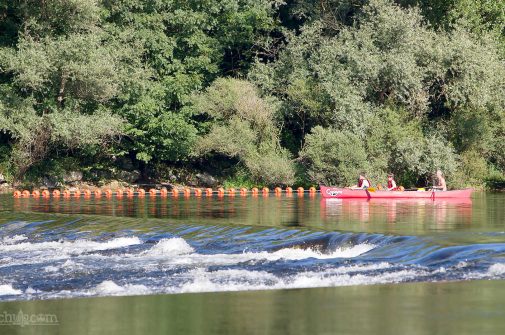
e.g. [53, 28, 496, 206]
[13, 187, 318, 198]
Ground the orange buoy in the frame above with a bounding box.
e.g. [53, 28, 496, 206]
[251, 187, 259, 196]
[149, 188, 157, 197]
[217, 187, 225, 197]
[194, 188, 202, 197]
[83, 189, 91, 197]
[32, 190, 40, 198]
[183, 188, 191, 197]
[160, 188, 168, 197]
[228, 188, 236, 196]
[73, 189, 81, 198]
[13, 190, 21, 198]
[286, 187, 293, 194]
[116, 189, 124, 198]
[42, 190, 50, 198]
[172, 189, 179, 197]
[21, 190, 30, 198]
[240, 188, 247, 196]
[52, 190, 61, 197]
[63, 190, 71, 198]
[104, 189, 113, 197]
[262, 187, 269, 196]
[205, 188, 213, 196]
[138, 189, 146, 197]
[309, 187, 316, 195]
[126, 189, 134, 197]
[297, 187, 304, 194]
[274, 187, 282, 196]
[94, 189, 102, 197]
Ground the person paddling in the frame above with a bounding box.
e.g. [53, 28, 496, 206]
[433, 169, 447, 191]
[349, 172, 371, 190]
[386, 173, 397, 191]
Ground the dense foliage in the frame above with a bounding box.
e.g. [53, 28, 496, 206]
[0, 0, 503, 188]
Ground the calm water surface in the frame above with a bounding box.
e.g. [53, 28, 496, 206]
[0, 192, 504, 334]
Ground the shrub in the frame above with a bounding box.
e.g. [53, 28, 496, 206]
[192, 78, 295, 186]
[300, 126, 369, 186]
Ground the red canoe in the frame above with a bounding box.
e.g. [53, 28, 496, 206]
[320, 186, 473, 199]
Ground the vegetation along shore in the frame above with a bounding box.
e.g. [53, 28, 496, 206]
[1, 0, 504, 191]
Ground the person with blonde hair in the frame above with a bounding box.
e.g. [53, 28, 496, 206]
[433, 169, 447, 191]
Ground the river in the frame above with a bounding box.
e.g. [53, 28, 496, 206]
[0, 192, 504, 334]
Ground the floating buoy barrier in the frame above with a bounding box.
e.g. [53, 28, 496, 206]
[13, 186, 321, 199]
[274, 187, 282, 196]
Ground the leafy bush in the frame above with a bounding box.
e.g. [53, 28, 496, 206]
[192, 78, 295, 186]
[300, 126, 369, 186]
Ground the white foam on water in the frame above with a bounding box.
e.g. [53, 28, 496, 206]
[0, 236, 142, 254]
[177, 266, 426, 294]
[0, 284, 22, 296]
[267, 243, 375, 260]
[488, 263, 505, 276]
[92, 281, 151, 296]
[140, 239, 375, 267]
[1, 235, 28, 244]
[142, 238, 195, 256]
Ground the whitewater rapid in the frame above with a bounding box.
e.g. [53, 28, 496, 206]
[0, 223, 504, 301]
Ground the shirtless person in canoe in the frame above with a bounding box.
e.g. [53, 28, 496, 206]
[432, 169, 447, 191]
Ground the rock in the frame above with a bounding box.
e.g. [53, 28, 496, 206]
[160, 183, 175, 190]
[63, 171, 83, 183]
[106, 181, 121, 190]
[43, 176, 60, 188]
[116, 170, 140, 183]
[196, 173, 219, 187]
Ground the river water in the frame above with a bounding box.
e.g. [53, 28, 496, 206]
[0, 192, 504, 334]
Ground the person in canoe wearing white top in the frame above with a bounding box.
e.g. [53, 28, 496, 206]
[349, 172, 371, 190]
[433, 169, 447, 191]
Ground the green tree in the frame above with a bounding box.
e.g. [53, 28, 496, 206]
[0, 0, 130, 181]
[191, 78, 295, 185]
